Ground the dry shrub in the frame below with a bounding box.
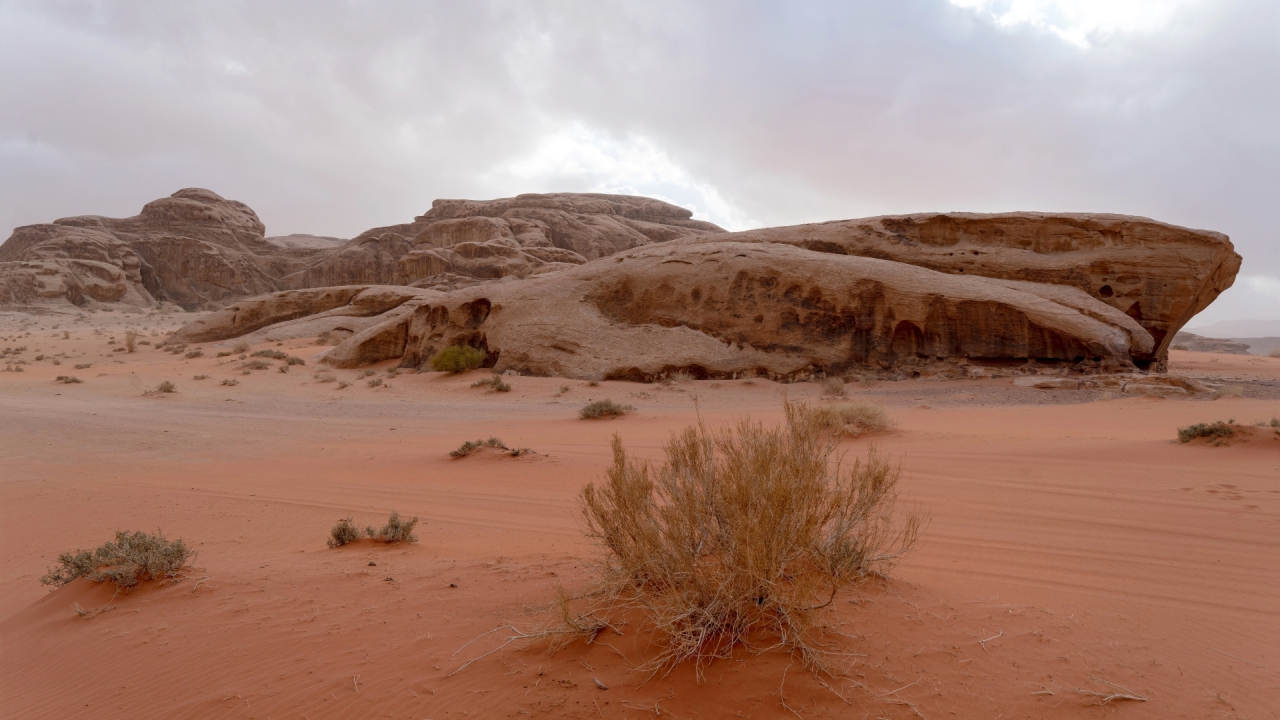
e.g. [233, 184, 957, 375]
[220, 378, 238, 386]
[819, 376, 846, 396]
[74, 363, 92, 370]
[157, 380, 176, 393]
[367, 377, 383, 387]
[368, 512, 419, 543]
[232, 340, 250, 353]
[451, 437, 508, 457]
[804, 401, 895, 437]
[430, 345, 485, 373]
[1178, 420, 1235, 443]
[662, 370, 694, 385]
[55, 375, 82, 384]
[252, 349, 288, 360]
[185, 349, 204, 359]
[581, 399, 634, 419]
[124, 329, 137, 353]
[572, 401, 921, 678]
[471, 372, 511, 392]
[328, 517, 360, 548]
[40, 530, 193, 590]
[314, 371, 336, 383]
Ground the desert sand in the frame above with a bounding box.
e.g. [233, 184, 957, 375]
[1, 310, 1278, 718]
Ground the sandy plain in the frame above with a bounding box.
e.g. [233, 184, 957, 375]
[1, 310, 1278, 719]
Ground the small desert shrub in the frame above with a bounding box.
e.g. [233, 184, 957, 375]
[587, 380, 600, 387]
[74, 363, 92, 369]
[662, 370, 694, 385]
[252, 349, 288, 360]
[55, 375, 82, 384]
[367, 377, 383, 387]
[216, 351, 232, 357]
[451, 437, 508, 457]
[1272, 417, 1280, 428]
[124, 329, 137, 353]
[232, 340, 250, 353]
[471, 373, 511, 392]
[386, 367, 399, 378]
[185, 349, 204, 358]
[40, 530, 193, 590]
[241, 359, 270, 370]
[220, 378, 238, 386]
[430, 345, 485, 373]
[362, 369, 376, 377]
[327, 517, 360, 548]
[193, 374, 210, 380]
[572, 401, 920, 678]
[1177, 421, 1235, 443]
[804, 401, 895, 437]
[157, 380, 176, 393]
[819, 376, 846, 396]
[337, 381, 350, 389]
[580, 399, 634, 419]
[314, 371, 336, 383]
[278, 364, 289, 373]
[367, 512, 419, 543]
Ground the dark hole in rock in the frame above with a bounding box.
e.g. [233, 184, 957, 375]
[1099, 284, 1114, 298]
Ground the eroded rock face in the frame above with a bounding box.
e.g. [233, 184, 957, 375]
[701, 213, 1241, 364]
[0, 189, 313, 311]
[174, 241, 1162, 379]
[279, 193, 725, 291]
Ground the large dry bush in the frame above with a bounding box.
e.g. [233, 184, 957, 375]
[573, 401, 920, 678]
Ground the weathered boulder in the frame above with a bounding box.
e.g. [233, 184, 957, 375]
[693, 212, 1241, 365]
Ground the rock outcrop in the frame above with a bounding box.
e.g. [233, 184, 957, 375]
[698, 213, 1241, 364]
[0, 190, 723, 312]
[174, 241, 1166, 380]
[277, 193, 725, 291]
[0, 189, 311, 311]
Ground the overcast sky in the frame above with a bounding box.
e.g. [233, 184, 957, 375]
[2, 0, 1276, 325]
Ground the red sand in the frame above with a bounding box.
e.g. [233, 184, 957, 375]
[2, 317, 1278, 718]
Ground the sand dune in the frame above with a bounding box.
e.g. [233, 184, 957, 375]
[1, 314, 1277, 718]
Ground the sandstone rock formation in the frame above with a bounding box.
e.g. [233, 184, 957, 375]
[173, 241, 1168, 380]
[695, 213, 1241, 363]
[0, 190, 722, 312]
[0, 189, 307, 311]
[277, 193, 725, 291]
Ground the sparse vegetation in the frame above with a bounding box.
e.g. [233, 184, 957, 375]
[580, 399, 634, 419]
[368, 511, 419, 543]
[241, 360, 271, 371]
[193, 374, 210, 380]
[819, 376, 846, 396]
[587, 380, 600, 387]
[327, 517, 360, 548]
[662, 370, 694, 385]
[156, 380, 176, 393]
[1177, 421, 1235, 443]
[367, 377, 383, 387]
[314, 371, 336, 383]
[803, 401, 895, 437]
[232, 340, 249, 353]
[55, 375, 82, 384]
[220, 378, 239, 386]
[568, 401, 920, 678]
[451, 437, 508, 457]
[430, 345, 485, 373]
[337, 381, 350, 389]
[471, 373, 511, 392]
[124, 329, 137, 353]
[74, 363, 92, 370]
[185, 349, 204, 358]
[40, 530, 193, 590]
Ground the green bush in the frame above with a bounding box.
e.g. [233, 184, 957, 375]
[430, 345, 485, 373]
[40, 530, 193, 590]
[1177, 421, 1234, 443]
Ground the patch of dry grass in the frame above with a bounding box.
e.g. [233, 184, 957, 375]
[803, 401, 895, 437]
[580, 399, 634, 419]
[471, 372, 511, 392]
[819, 376, 846, 396]
[563, 401, 921, 679]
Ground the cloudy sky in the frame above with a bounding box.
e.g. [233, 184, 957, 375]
[2, 0, 1277, 326]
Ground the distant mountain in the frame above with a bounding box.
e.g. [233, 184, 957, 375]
[1184, 318, 1280, 338]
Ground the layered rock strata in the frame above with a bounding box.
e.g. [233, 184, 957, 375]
[172, 241, 1168, 380]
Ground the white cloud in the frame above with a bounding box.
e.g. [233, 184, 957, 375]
[948, 0, 1205, 47]
[497, 123, 759, 231]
